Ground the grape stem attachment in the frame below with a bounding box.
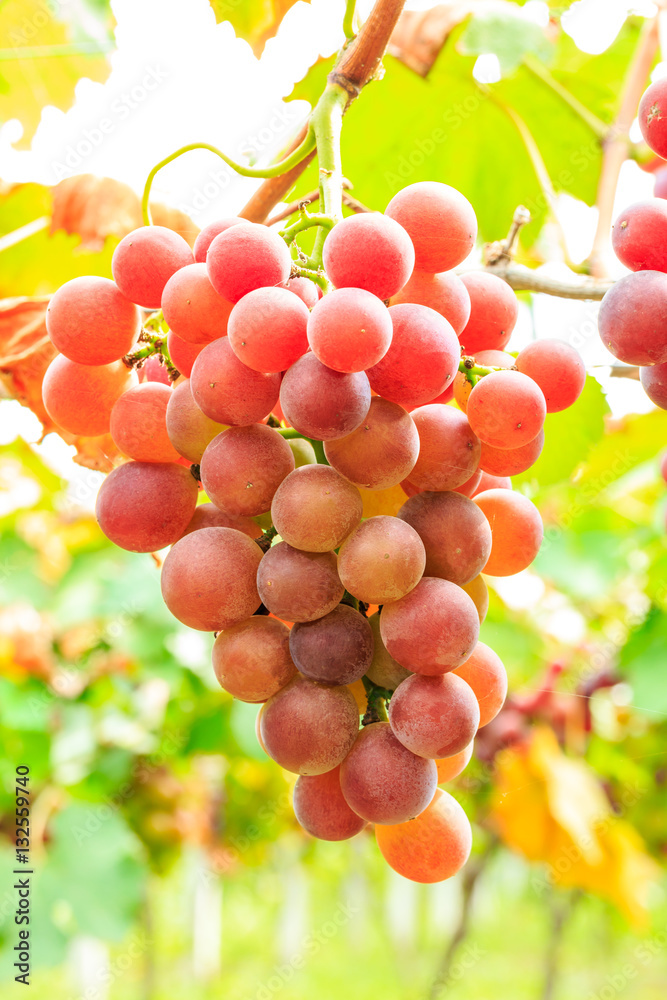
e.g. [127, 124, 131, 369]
[458, 359, 504, 387]
[361, 677, 391, 725]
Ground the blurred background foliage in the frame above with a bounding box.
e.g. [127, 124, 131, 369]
[1, 0, 667, 998]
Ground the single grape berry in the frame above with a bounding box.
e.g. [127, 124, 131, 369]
[466, 370, 546, 450]
[459, 272, 519, 354]
[453, 641, 508, 728]
[42, 356, 137, 436]
[190, 337, 281, 425]
[322, 213, 415, 300]
[473, 488, 543, 576]
[257, 542, 344, 623]
[193, 217, 244, 262]
[167, 331, 204, 377]
[611, 201, 667, 273]
[161, 263, 234, 344]
[388, 672, 480, 758]
[271, 464, 363, 552]
[166, 379, 228, 463]
[46, 276, 141, 365]
[408, 404, 481, 492]
[324, 396, 420, 490]
[307, 287, 393, 372]
[478, 431, 544, 477]
[639, 78, 667, 160]
[640, 363, 667, 408]
[206, 222, 292, 302]
[289, 604, 374, 686]
[227, 286, 310, 373]
[385, 181, 477, 272]
[398, 491, 492, 586]
[111, 225, 194, 308]
[375, 788, 472, 883]
[391, 270, 471, 335]
[200, 424, 295, 517]
[110, 383, 181, 464]
[212, 616, 296, 703]
[515, 339, 585, 413]
[293, 767, 367, 841]
[279, 353, 371, 441]
[598, 271, 667, 366]
[337, 515, 426, 604]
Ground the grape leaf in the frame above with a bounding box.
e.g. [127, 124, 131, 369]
[207, 0, 310, 56]
[459, 8, 554, 73]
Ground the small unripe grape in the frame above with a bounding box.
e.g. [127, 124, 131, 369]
[460, 575, 489, 624]
[112, 225, 194, 308]
[366, 612, 411, 690]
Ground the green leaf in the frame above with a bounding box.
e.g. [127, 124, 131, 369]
[577, 408, 667, 491]
[208, 0, 310, 56]
[459, 10, 554, 74]
[619, 607, 667, 716]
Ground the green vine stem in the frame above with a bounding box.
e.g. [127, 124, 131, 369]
[458, 358, 505, 387]
[343, 0, 357, 40]
[279, 212, 336, 245]
[141, 131, 316, 225]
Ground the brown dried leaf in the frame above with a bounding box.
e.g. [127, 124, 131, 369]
[390, 2, 478, 76]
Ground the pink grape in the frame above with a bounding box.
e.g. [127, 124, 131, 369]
[398, 491, 492, 585]
[228, 286, 310, 372]
[516, 339, 585, 412]
[42, 356, 137, 436]
[409, 404, 481, 491]
[640, 363, 667, 408]
[598, 271, 667, 366]
[478, 430, 544, 476]
[639, 78, 667, 159]
[380, 577, 479, 675]
[140, 356, 170, 385]
[285, 276, 320, 309]
[459, 272, 518, 354]
[190, 337, 281, 424]
[473, 471, 512, 494]
[289, 604, 373, 685]
[389, 672, 480, 758]
[181, 502, 260, 539]
[96, 461, 198, 552]
[307, 287, 393, 372]
[212, 615, 296, 702]
[257, 542, 344, 623]
[167, 331, 204, 377]
[366, 612, 411, 689]
[271, 464, 363, 552]
[474, 488, 543, 576]
[200, 424, 294, 516]
[110, 383, 181, 464]
[367, 303, 460, 409]
[166, 379, 228, 463]
[453, 642, 508, 728]
[160, 526, 261, 630]
[392, 270, 471, 334]
[161, 263, 234, 344]
[46, 276, 141, 365]
[375, 788, 471, 883]
[193, 217, 244, 262]
[322, 213, 415, 300]
[324, 396, 419, 490]
[111, 225, 194, 308]
[259, 676, 359, 775]
[206, 222, 292, 302]
[337, 515, 426, 604]
[454, 469, 483, 497]
[339, 722, 437, 824]
[385, 182, 477, 272]
[279, 352, 371, 440]
[611, 200, 667, 273]
[655, 166, 667, 199]
[467, 370, 546, 449]
[293, 767, 367, 841]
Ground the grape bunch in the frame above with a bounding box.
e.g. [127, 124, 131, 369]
[598, 77, 667, 405]
[42, 180, 585, 883]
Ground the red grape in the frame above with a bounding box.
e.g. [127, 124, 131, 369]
[110, 383, 181, 464]
[598, 271, 667, 366]
[380, 577, 479, 675]
[166, 379, 228, 463]
[322, 213, 415, 300]
[167, 331, 204, 377]
[611, 200, 667, 273]
[473, 488, 543, 576]
[389, 672, 480, 758]
[140, 356, 170, 385]
[639, 78, 667, 159]
[190, 337, 281, 424]
[293, 766, 367, 841]
[478, 430, 544, 477]
[337, 515, 426, 604]
[271, 464, 363, 552]
[259, 676, 359, 774]
[655, 166, 667, 199]
[181, 502, 260, 539]
[454, 469, 483, 498]
[385, 182, 477, 272]
[193, 217, 244, 262]
[409, 404, 481, 491]
[285, 275, 320, 309]
[640, 362, 667, 408]
[392, 270, 471, 335]
[436, 743, 473, 783]
[279, 352, 371, 441]
[367, 303, 460, 409]
[398, 491, 492, 585]
[375, 788, 471, 883]
[467, 370, 546, 449]
[228, 286, 310, 372]
[161, 263, 234, 344]
[453, 641, 507, 728]
[96, 461, 198, 552]
[112, 225, 194, 308]
[42, 356, 137, 436]
[459, 272, 518, 354]
[46, 276, 140, 365]
[324, 396, 419, 490]
[307, 287, 393, 372]
[516, 339, 585, 412]
[206, 222, 292, 302]
[200, 424, 294, 516]
[160, 526, 261, 630]
[212, 615, 296, 702]
[339, 722, 437, 824]
[289, 604, 373, 685]
[473, 471, 512, 494]
[257, 542, 344, 623]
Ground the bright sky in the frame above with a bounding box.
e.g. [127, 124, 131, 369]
[0, 0, 665, 519]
